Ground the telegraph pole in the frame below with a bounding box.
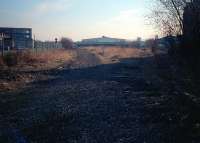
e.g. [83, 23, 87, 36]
[33, 35, 36, 49]
[55, 38, 58, 48]
[0, 33, 2, 56]
[0, 33, 5, 57]
[2, 33, 4, 56]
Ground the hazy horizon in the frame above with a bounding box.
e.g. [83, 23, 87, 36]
[0, 0, 157, 41]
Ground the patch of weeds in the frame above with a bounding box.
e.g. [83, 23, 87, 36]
[0, 56, 5, 66]
[3, 52, 18, 67]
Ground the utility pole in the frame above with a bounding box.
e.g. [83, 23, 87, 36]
[0, 33, 5, 57]
[33, 35, 36, 49]
[2, 34, 4, 56]
[0, 33, 2, 56]
[55, 38, 58, 48]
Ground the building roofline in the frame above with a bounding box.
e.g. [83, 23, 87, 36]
[82, 36, 126, 42]
[0, 27, 32, 29]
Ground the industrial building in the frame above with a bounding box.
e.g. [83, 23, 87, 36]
[77, 36, 128, 46]
[0, 27, 33, 50]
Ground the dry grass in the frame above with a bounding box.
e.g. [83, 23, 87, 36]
[85, 46, 152, 64]
[0, 49, 76, 91]
[0, 46, 152, 92]
[22, 49, 75, 70]
[1, 47, 150, 70]
[1, 49, 76, 71]
[30, 49, 74, 64]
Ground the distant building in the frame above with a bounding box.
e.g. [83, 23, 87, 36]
[34, 40, 63, 49]
[77, 36, 128, 46]
[0, 27, 33, 50]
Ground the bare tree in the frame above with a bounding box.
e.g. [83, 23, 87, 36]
[60, 37, 74, 49]
[150, 0, 188, 36]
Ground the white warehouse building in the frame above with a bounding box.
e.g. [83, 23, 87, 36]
[77, 36, 128, 46]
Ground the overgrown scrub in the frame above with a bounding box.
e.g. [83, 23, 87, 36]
[61, 37, 74, 49]
[0, 49, 75, 68]
[1, 50, 35, 67]
[3, 52, 18, 67]
[18, 50, 38, 64]
[0, 49, 76, 91]
[0, 56, 4, 66]
[85, 46, 150, 64]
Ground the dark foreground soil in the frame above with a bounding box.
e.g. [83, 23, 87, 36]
[0, 48, 199, 143]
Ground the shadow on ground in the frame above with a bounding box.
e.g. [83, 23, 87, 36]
[0, 53, 199, 143]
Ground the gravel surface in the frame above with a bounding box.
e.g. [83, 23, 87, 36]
[0, 48, 196, 143]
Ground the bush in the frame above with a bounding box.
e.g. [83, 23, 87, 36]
[0, 49, 75, 67]
[1, 50, 34, 67]
[60, 37, 74, 49]
[0, 56, 4, 66]
[3, 52, 18, 67]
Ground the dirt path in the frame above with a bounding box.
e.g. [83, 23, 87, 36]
[0, 48, 192, 143]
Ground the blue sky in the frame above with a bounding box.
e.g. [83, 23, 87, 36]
[0, 0, 156, 41]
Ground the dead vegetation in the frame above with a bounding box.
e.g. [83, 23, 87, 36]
[85, 46, 152, 64]
[1, 49, 75, 70]
[0, 56, 5, 67]
[0, 48, 76, 91]
[0, 46, 149, 92]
